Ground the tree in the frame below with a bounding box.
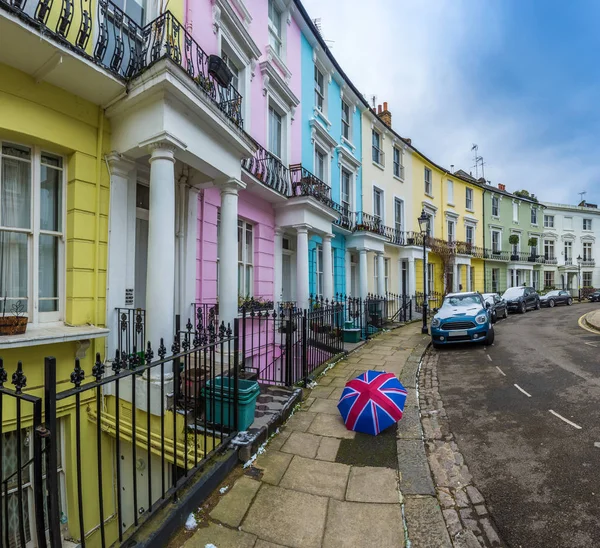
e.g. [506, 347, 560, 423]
[514, 189, 539, 203]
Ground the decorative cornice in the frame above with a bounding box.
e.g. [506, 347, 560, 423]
[260, 59, 299, 107]
[336, 145, 361, 170]
[214, 0, 261, 60]
[309, 118, 337, 149]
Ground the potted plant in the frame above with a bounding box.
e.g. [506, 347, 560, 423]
[528, 237, 538, 261]
[508, 234, 519, 260]
[0, 299, 27, 336]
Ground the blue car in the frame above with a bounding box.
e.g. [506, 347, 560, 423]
[430, 292, 495, 348]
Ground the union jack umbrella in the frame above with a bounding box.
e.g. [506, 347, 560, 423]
[337, 371, 408, 435]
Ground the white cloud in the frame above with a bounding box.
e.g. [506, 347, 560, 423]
[300, 0, 599, 204]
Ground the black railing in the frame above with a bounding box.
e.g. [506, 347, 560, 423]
[0, 2, 244, 128]
[332, 203, 355, 231]
[289, 165, 333, 208]
[415, 291, 444, 316]
[354, 211, 385, 237]
[116, 307, 146, 367]
[485, 249, 511, 261]
[241, 142, 290, 195]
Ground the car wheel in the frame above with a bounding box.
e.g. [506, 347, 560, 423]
[567, 297, 573, 305]
[491, 311, 497, 324]
[432, 342, 442, 349]
[535, 300, 541, 310]
[520, 302, 526, 314]
[484, 327, 495, 346]
[503, 308, 508, 319]
[549, 299, 555, 308]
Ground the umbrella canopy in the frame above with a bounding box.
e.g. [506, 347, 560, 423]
[337, 371, 408, 435]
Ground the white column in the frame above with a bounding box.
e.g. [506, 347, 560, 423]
[274, 228, 283, 305]
[466, 264, 472, 292]
[359, 249, 368, 300]
[105, 152, 135, 357]
[295, 225, 310, 309]
[145, 142, 177, 366]
[218, 179, 245, 329]
[408, 257, 416, 296]
[322, 233, 334, 302]
[529, 269, 534, 287]
[345, 249, 352, 296]
[376, 252, 385, 296]
[453, 263, 459, 292]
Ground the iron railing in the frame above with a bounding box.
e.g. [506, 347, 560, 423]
[332, 203, 355, 231]
[115, 307, 146, 367]
[0, 2, 244, 128]
[241, 142, 290, 195]
[354, 211, 385, 237]
[289, 165, 333, 208]
[581, 259, 595, 267]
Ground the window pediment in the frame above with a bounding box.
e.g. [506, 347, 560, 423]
[260, 60, 299, 109]
[214, 0, 261, 62]
[336, 145, 360, 170]
[310, 119, 337, 150]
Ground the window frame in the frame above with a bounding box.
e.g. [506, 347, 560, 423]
[583, 241, 593, 260]
[492, 268, 499, 293]
[491, 195, 499, 217]
[268, 0, 283, 57]
[267, 104, 283, 160]
[314, 65, 325, 112]
[384, 257, 390, 294]
[544, 239, 555, 260]
[544, 214, 554, 228]
[394, 198, 403, 234]
[583, 271, 593, 287]
[237, 219, 254, 298]
[531, 207, 538, 225]
[512, 202, 519, 223]
[447, 219, 455, 243]
[465, 225, 474, 246]
[544, 270, 554, 289]
[491, 229, 501, 253]
[427, 263, 434, 295]
[465, 187, 473, 210]
[314, 146, 326, 183]
[340, 168, 352, 213]
[341, 101, 351, 141]
[564, 240, 573, 261]
[583, 218, 592, 231]
[447, 179, 454, 205]
[373, 187, 384, 222]
[424, 167, 432, 196]
[371, 130, 384, 166]
[393, 147, 403, 179]
[0, 142, 66, 324]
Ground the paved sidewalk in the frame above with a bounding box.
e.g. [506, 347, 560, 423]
[180, 323, 448, 548]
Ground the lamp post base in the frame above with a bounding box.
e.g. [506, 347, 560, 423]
[421, 303, 428, 335]
[421, 326, 429, 335]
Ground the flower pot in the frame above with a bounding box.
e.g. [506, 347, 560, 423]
[0, 316, 27, 336]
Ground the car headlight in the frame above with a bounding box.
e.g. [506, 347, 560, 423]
[431, 318, 441, 328]
[475, 314, 487, 324]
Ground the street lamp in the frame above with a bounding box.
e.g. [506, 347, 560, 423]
[418, 209, 430, 335]
[577, 254, 582, 302]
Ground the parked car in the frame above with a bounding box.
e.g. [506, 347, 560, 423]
[540, 289, 573, 308]
[430, 292, 494, 348]
[502, 286, 540, 314]
[482, 293, 508, 323]
[588, 291, 600, 302]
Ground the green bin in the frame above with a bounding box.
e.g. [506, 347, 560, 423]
[202, 377, 260, 431]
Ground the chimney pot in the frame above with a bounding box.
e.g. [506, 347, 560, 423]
[377, 104, 382, 114]
[383, 101, 388, 111]
[498, 183, 506, 191]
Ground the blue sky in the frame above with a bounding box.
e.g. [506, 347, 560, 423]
[301, 0, 600, 205]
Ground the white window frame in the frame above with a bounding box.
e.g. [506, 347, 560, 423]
[427, 263, 434, 295]
[447, 219, 455, 243]
[447, 180, 454, 205]
[341, 168, 352, 213]
[544, 270, 554, 288]
[373, 186, 384, 222]
[268, 0, 284, 58]
[544, 239, 555, 260]
[393, 147, 404, 179]
[465, 224, 475, 246]
[491, 268, 500, 293]
[544, 214, 554, 228]
[583, 218, 592, 231]
[267, 104, 284, 160]
[491, 229, 501, 253]
[394, 197, 404, 234]
[512, 201, 519, 223]
[384, 257, 390, 293]
[372, 130, 384, 167]
[314, 64, 325, 112]
[531, 207, 538, 225]
[316, 244, 323, 297]
[314, 146, 327, 183]
[564, 240, 573, 261]
[238, 219, 254, 298]
[341, 101, 352, 142]
[583, 271, 593, 287]
[583, 241, 593, 260]
[424, 167, 432, 196]
[465, 187, 473, 211]
[491, 195, 499, 217]
[0, 142, 66, 324]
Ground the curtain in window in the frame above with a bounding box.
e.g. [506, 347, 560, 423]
[0, 155, 30, 312]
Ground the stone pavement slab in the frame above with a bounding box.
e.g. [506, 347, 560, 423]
[310, 385, 335, 398]
[280, 455, 350, 500]
[404, 495, 452, 548]
[242, 484, 328, 548]
[308, 398, 340, 415]
[396, 406, 422, 439]
[346, 466, 398, 503]
[210, 475, 261, 527]
[397, 438, 436, 495]
[182, 522, 257, 548]
[255, 450, 293, 485]
[307, 413, 355, 439]
[284, 411, 317, 432]
[315, 436, 340, 462]
[254, 540, 289, 548]
[281, 431, 322, 458]
[322, 499, 404, 548]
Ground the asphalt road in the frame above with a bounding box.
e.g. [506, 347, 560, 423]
[434, 302, 600, 548]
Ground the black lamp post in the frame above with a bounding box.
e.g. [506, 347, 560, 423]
[577, 255, 582, 302]
[418, 209, 430, 335]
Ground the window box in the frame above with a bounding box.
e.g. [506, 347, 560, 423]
[208, 55, 233, 88]
[0, 314, 27, 336]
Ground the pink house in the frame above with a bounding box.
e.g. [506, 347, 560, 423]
[188, 0, 303, 310]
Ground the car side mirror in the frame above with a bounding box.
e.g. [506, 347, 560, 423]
[485, 302, 491, 309]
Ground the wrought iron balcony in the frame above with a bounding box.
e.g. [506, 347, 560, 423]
[354, 212, 386, 237]
[543, 255, 558, 265]
[0, 1, 244, 127]
[242, 142, 290, 195]
[581, 258, 595, 267]
[485, 248, 510, 261]
[332, 203, 355, 231]
[289, 165, 334, 208]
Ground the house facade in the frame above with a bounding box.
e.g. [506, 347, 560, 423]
[540, 202, 600, 293]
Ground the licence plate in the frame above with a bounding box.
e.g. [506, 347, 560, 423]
[448, 330, 468, 337]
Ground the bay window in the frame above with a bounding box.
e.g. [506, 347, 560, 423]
[0, 143, 64, 322]
[238, 220, 254, 298]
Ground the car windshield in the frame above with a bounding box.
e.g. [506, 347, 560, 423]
[442, 295, 482, 308]
[502, 288, 524, 299]
[482, 294, 496, 301]
[545, 290, 560, 296]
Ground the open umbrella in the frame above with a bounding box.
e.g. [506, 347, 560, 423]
[337, 370, 408, 435]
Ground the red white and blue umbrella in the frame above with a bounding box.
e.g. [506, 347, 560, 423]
[337, 371, 408, 435]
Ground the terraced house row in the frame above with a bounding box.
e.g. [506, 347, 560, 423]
[1, 0, 598, 546]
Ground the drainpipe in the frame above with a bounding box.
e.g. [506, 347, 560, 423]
[94, 108, 105, 360]
[177, 165, 189, 319]
[482, 187, 487, 292]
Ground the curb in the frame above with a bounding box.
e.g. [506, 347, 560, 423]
[579, 312, 600, 335]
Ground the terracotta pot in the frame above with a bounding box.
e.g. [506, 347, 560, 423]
[0, 316, 27, 336]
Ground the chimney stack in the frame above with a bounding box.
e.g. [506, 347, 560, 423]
[378, 101, 392, 128]
[377, 104, 382, 114]
[498, 183, 506, 191]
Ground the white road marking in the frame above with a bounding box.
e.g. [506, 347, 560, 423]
[585, 342, 598, 348]
[487, 354, 493, 362]
[514, 384, 532, 397]
[549, 410, 582, 430]
[594, 442, 600, 449]
[496, 366, 506, 377]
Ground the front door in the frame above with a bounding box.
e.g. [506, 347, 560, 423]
[282, 253, 292, 302]
[135, 212, 148, 310]
[401, 260, 408, 296]
[350, 260, 358, 297]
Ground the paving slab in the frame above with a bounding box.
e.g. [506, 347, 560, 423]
[396, 406, 422, 439]
[404, 495, 452, 548]
[316, 436, 341, 462]
[309, 385, 335, 398]
[268, 428, 291, 451]
[322, 499, 404, 548]
[316, 375, 334, 386]
[280, 431, 322, 458]
[336, 426, 396, 468]
[279, 455, 350, 500]
[254, 540, 289, 548]
[327, 387, 344, 400]
[284, 411, 317, 432]
[242, 484, 328, 548]
[183, 522, 257, 548]
[346, 466, 399, 503]
[210, 476, 261, 527]
[255, 450, 293, 486]
[308, 398, 341, 415]
[308, 413, 355, 439]
[396, 439, 435, 495]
